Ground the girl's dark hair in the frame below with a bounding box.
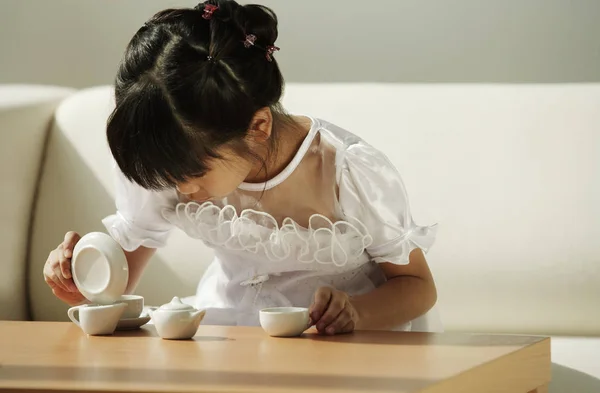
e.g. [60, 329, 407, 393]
[107, 0, 286, 190]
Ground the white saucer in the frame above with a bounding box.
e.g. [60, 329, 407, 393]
[116, 314, 151, 331]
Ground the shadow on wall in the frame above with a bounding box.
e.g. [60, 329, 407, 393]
[28, 117, 190, 321]
[550, 363, 600, 393]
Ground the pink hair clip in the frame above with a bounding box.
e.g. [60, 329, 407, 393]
[265, 45, 280, 62]
[244, 34, 257, 48]
[202, 4, 219, 20]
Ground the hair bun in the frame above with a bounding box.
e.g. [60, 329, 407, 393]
[237, 4, 278, 44]
[194, 1, 278, 45]
[195, 1, 237, 23]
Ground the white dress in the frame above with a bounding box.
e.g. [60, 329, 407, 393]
[103, 117, 439, 331]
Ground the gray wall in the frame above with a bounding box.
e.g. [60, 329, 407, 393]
[1, 0, 599, 87]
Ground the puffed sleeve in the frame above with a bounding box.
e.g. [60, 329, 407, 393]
[338, 142, 437, 265]
[102, 163, 178, 252]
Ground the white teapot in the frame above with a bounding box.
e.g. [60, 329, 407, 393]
[150, 297, 206, 340]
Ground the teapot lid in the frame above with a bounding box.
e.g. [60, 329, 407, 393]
[158, 296, 195, 311]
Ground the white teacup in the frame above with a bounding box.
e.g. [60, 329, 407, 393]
[68, 303, 127, 335]
[259, 307, 310, 337]
[71, 232, 129, 305]
[118, 295, 144, 319]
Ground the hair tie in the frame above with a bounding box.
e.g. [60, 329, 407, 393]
[265, 45, 280, 62]
[244, 34, 257, 48]
[202, 4, 219, 20]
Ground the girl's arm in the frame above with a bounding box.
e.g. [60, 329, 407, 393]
[351, 249, 437, 330]
[75, 246, 154, 303]
[123, 246, 156, 294]
[310, 249, 437, 334]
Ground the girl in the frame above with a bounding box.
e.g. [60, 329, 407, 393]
[43, 0, 439, 334]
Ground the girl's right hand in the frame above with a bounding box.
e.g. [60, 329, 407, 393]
[43, 231, 87, 306]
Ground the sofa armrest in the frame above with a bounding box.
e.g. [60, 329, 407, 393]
[0, 85, 74, 321]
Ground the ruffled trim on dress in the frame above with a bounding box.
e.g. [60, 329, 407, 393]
[162, 202, 374, 267]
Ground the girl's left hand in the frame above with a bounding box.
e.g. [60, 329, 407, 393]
[309, 287, 360, 335]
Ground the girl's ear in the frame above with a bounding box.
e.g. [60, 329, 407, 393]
[246, 107, 273, 143]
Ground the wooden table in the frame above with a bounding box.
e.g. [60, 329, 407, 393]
[0, 321, 550, 393]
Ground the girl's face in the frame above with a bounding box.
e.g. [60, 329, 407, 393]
[175, 147, 255, 202]
[175, 108, 274, 202]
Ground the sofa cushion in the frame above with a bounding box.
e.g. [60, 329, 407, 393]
[28, 84, 600, 337]
[0, 85, 74, 320]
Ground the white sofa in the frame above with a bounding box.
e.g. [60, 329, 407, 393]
[1, 83, 599, 392]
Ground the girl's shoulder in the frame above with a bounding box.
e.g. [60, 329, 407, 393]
[313, 117, 363, 149]
[312, 117, 437, 266]
[311, 117, 392, 172]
